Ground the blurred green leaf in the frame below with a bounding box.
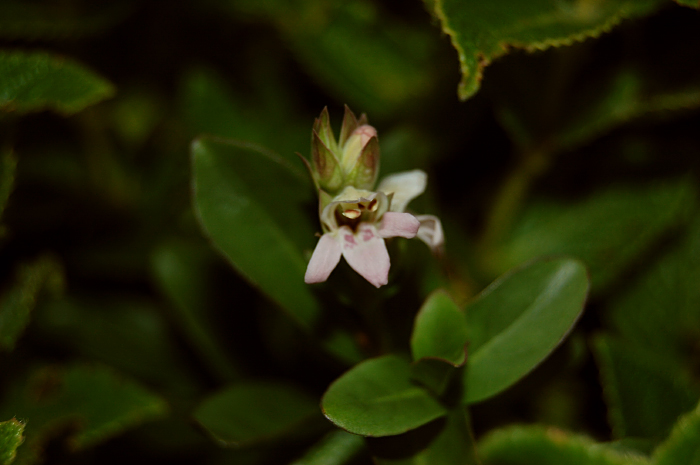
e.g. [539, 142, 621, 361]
[673, 0, 699, 7]
[212, 0, 436, 117]
[592, 336, 699, 440]
[435, 0, 666, 100]
[193, 382, 319, 446]
[180, 67, 307, 166]
[286, 3, 436, 118]
[0, 365, 168, 463]
[606, 216, 700, 365]
[465, 258, 589, 404]
[491, 179, 696, 291]
[478, 426, 649, 465]
[290, 430, 365, 465]
[0, 418, 24, 465]
[371, 409, 479, 465]
[494, 62, 700, 152]
[0, 256, 63, 352]
[411, 290, 468, 366]
[151, 240, 240, 382]
[322, 355, 448, 437]
[0, 2, 131, 40]
[653, 401, 700, 465]
[0, 51, 114, 115]
[37, 296, 201, 398]
[192, 136, 320, 330]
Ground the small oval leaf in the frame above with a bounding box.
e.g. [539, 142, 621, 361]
[465, 258, 589, 403]
[411, 290, 468, 366]
[322, 355, 448, 437]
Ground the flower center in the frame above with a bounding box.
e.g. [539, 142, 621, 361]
[336, 198, 379, 230]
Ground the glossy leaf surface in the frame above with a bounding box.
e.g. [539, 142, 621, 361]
[465, 258, 589, 403]
[322, 355, 448, 437]
[411, 290, 468, 366]
[192, 136, 320, 330]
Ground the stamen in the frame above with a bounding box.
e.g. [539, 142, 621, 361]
[342, 209, 361, 219]
[368, 198, 378, 212]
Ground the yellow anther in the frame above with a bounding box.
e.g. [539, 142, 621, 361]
[342, 209, 361, 219]
[368, 198, 378, 212]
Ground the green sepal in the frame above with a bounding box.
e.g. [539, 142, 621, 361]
[338, 105, 360, 149]
[313, 107, 338, 153]
[312, 130, 344, 192]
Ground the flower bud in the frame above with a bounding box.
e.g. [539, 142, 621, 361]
[301, 106, 380, 195]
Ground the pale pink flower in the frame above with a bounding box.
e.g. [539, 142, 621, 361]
[305, 170, 443, 287]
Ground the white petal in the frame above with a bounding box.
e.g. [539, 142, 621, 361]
[304, 233, 343, 284]
[379, 212, 420, 239]
[377, 170, 427, 212]
[415, 214, 445, 252]
[340, 224, 390, 288]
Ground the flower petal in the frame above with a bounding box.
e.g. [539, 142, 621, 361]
[415, 214, 445, 253]
[340, 224, 390, 288]
[379, 212, 420, 239]
[305, 233, 343, 284]
[377, 170, 427, 212]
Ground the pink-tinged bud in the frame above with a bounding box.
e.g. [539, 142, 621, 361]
[354, 125, 377, 149]
[341, 125, 378, 172]
[342, 125, 379, 190]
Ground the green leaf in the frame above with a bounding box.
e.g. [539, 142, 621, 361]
[194, 382, 320, 446]
[213, 0, 437, 117]
[653, 401, 700, 465]
[465, 258, 589, 404]
[0, 365, 168, 462]
[0, 51, 114, 115]
[0, 418, 24, 465]
[37, 296, 201, 397]
[151, 240, 240, 382]
[180, 67, 307, 166]
[322, 355, 448, 437]
[674, 0, 699, 7]
[492, 61, 700, 153]
[491, 179, 696, 292]
[478, 426, 650, 465]
[290, 430, 366, 465]
[411, 290, 468, 366]
[0, 2, 132, 40]
[592, 336, 699, 440]
[606, 216, 700, 366]
[286, 3, 436, 118]
[370, 408, 480, 465]
[192, 136, 320, 330]
[0, 256, 63, 352]
[434, 0, 666, 100]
